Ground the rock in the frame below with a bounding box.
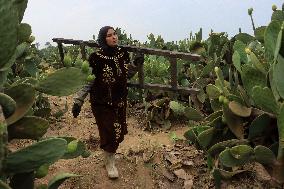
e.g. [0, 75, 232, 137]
[182, 160, 194, 166]
[173, 169, 192, 180]
[183, 179, 193, 189]
[164, 152, 181, 165]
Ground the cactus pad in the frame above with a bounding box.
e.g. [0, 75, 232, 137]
[36, 67, 87, 96]
[233, 40, 248, 64]
[8, 116, 49, 140]
[206, 84, 221, 99]
[5, 84, 36, 125]
[169, 101, 185, 115]
[4, 138, 67, 173]
[271, 10, 284, 22]
[0, 0, 18, 69]
[241, 65, 267, 96]
[229, 145, 254, 160]
[219, 148, 251, 167]
[184, 107, 203, 121]
[197, 127, 215, 149]
[264, 20, 282, 58]
[273, 56, 284, 99]
[232, 51, 241, 72]
[228, 101, 251, 117]
[223, 105, 245, 139]
[0, 93, 16, 118]
[254, 26, 266, 43]
[252, 86, 279, 114]
[18, 23, 32, 43]
[205, 110, 223, 122]
[254, 145, 276, 165]
[208, 139, 249, 157]
[248, 114, 271, 139]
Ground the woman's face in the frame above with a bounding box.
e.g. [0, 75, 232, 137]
[105, 28, 118, 47]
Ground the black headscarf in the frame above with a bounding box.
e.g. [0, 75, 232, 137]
[97, 26, 118, 55]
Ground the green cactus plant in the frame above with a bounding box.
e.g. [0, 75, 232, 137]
[36, 67, 88, 96]
[251, 86, 279, 114]
[223, 105, 245, 139]
[208, 139, 249, 157]
[206, 84, 221, 99]
[0, 93, 16, 118]
[219, 147, 252, 167]
[273, 55, 284, 99]
[254, 145, 276, 165]
[228, 101, 251, 117]
[183, 106, 203, 121]
[197, 127, 216, 149]
[254, 26, 266, 43]
[241, 64, 267, 95]
[248, 113, 271, 139]
[4, 138, 67, 173]
[5, 83, 36, 125]
[7, 116, 49, 140]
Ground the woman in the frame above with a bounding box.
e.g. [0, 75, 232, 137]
[72, 26, 143, 179]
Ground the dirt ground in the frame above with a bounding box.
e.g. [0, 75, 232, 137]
[13, 96, 281, 189]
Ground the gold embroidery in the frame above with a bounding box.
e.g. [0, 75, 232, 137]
[102, 65, 115, 84]
[117, 101, 124, 108]
[113, 57, 122, 76]
[96, 48, 124, 60]
[114, 122, 122, 141]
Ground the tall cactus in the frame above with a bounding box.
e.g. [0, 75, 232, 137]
[0, 0, 87, 188]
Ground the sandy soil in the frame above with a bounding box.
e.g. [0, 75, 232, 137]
[10, 96, 278, 189]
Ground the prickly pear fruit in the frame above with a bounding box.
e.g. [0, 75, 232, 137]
[86, 74, 95, 82]
[27, 35, 35, 43]
[272, 4, 277, 11]
[248, 8, 253, 15]
[219, 95, 225, 103]
[63, 55, 72, 67]
[67, 140, 78, 153]
[35, 164, 49, 178]
[81, 61, 90, 73]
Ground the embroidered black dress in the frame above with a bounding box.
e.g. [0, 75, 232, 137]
[89, 47, 130, 153]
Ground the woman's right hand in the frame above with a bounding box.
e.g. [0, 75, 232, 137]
[72, 103, 82, 118]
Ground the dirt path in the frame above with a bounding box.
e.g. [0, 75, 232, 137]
[30, 96, 275, 189]
[35, 97, 194, 189]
